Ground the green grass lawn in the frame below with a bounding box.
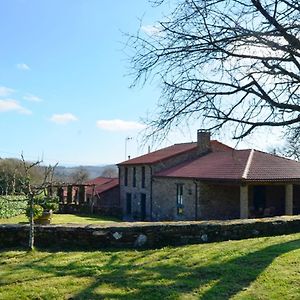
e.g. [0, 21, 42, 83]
[0, 213, 120, 225]
[0, 233, 300, 299]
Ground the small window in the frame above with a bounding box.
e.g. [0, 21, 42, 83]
[141, 166, 146, 188]
[124, 167, 128, 186]
[133, 167, 136, 187]
[176, 184, 184, 215]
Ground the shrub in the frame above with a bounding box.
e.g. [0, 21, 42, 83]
[25, 195, 59, 221]
[42, 196, 59, 212]
[0, 196, 27, 218]
[26, 204, 44, 220]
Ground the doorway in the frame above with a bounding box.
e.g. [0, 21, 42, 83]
[140, 193, 146, 221]
[126, 193, 132, 215]
[253, 186, 266, 215]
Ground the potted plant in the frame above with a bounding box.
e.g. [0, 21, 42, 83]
[26, 195, 59, 225]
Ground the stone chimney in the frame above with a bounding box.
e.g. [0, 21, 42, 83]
[197, 129, 211, 155]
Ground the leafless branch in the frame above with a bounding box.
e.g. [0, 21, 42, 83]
[128, 0, 300, 142]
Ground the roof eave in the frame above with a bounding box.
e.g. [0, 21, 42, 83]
[154, 175, 300, 184]
[118, 146, 197, 166]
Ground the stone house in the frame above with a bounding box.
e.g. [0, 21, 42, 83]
[118, 130, 300, 221]
[85, 177, 120, 217]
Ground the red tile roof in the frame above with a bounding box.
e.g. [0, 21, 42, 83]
[118, 140, 232, 165]
[247, 150, 300, 181]
[155, 149, 300, 182]
[85, 177, 119, 195]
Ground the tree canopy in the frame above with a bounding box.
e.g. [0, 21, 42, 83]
[130, 0, 300, 140]
[0, 158, 43, 195]
[70, 167, 90, 184]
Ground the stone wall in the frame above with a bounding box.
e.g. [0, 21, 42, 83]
[151, 180, 300, 221]
[93, 186, 120, 217]
[152, 179, 241, 221]
[118, 146, 199, 221]
[1, 216, 300, 249]
[119, 165, 152, 220]
[198, 182, 240, 220]
[152, 178, 197, 221]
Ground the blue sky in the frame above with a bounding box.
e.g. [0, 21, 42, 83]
[0, 0, 282, 166]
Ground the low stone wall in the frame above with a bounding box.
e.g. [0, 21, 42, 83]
[1, 216, 300, 249]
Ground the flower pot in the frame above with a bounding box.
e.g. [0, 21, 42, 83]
[34, 210, 53, 225]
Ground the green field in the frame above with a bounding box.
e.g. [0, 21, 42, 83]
[0, 233, 300, 299]
[0, 213, 120, 225]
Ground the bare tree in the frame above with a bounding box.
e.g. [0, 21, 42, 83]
[70, 167, 90, 184]
[101, 166, 118, 178]
[269, 129, 300, 160]
[20, 155, 57, 250]
[129, 0, 300, 141]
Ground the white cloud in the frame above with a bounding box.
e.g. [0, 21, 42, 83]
[16, 63, 30, 71]
[0, 99, 32, 114]
[96, 119, 145, 131]
[23, 94, 43, 102]
[0, 86, 14, 97]
[141, 24, 163, 36]
[50, 113, 78, 124]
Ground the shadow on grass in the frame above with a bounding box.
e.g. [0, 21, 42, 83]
[1, 238, 300, 299]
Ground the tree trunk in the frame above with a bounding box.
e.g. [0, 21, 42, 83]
[28, 195, 35, 250]
[12, 172, 16, 195]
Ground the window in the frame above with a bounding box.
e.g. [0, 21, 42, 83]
[141, 166, 146, 188]
[124, 167, 128, 186]
[133, 167, 136, 187]
[126, 193, 132, 215]
[176, 184, 184, 215]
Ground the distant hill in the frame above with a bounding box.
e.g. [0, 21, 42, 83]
[54, 164, 118, 182]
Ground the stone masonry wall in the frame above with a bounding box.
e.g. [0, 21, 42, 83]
[198, 182, 240, 220]
[152, 178, 241, 221]
[119, 148, 199, 221]
[119, 165, 152, 220]
[153, 178, 197, 221]
[1, 216, 300, 249]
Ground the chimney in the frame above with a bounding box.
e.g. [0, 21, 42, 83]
[197, 129, 211, 155]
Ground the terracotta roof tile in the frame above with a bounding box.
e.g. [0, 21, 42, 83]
[85, 177, 119, 195]
[247, 150, 300, 181]
[156, 150, 248, 180]
[118, 140, 232, 165]
[155, 149, 300, 182]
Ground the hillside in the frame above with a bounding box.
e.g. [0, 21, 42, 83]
[54, 164, 118, 182]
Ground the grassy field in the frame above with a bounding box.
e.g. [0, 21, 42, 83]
[0, 233, 300, 299]
[0, 213, 120, 225]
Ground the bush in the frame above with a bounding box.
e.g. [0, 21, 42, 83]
[0, 196, 27, 218]
[25, 204, 44, 220]
[25, 195, 59, 221]
[42, 196, 59, 212]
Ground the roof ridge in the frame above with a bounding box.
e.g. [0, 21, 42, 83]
[242, 149, 254, 179]
[173, 142, 196, 145]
